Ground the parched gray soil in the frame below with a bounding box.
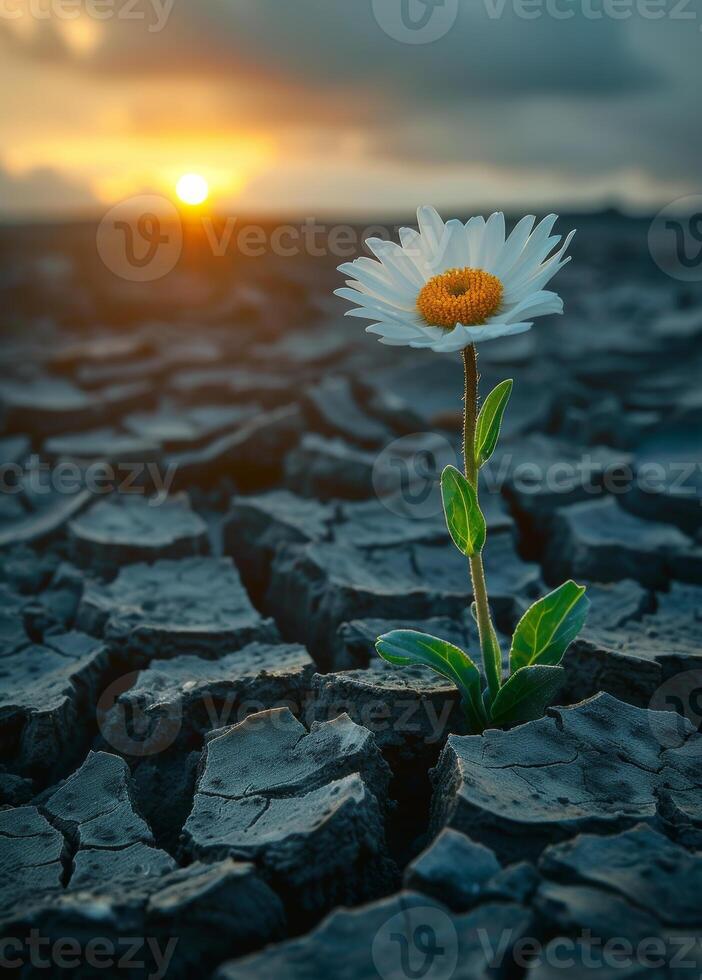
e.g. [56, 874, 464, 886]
[1, 215, 701, 977]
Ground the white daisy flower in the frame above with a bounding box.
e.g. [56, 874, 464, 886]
[335, 207, 575, 353]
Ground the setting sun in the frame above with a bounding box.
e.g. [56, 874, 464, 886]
[176, 173, 209, 206]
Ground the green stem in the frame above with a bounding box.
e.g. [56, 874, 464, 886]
[463, 345, 479, 486]
[462, 345, 502, 704]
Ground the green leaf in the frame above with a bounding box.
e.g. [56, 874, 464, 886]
[482, 619, 504, 702]
[482, 686, 493, 717]
[376, 629, 485, 732]
[440, 465, 486, 557]
[475, 379, 513, 469]
[489, 665, 565, 727]
[509, 581, 590, 674]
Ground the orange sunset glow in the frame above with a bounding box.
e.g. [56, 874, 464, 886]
[0, 3, 699, 219]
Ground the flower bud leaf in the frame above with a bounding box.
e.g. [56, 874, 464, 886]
[440, 465, 486, 557]
[376, 629, 485, 732]
[489, 665, 566, 727]
[475, 379, 513, 469]
[509, 581, 589, 674]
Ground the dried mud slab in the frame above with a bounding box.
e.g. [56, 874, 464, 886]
[224, 490, 334, 600]
[284, 433, 376, 500]
[430, 692, 702, 864]
[166, 403, 303, 492]
[527, 824, 702, 977]
[215, 892, 533, 980]
[0, 806, 65, 917]
[269, 535, 538, 664]
[563, 582, 702, 706]
[76, 557, 277, 665]
[500, 435, 632, 533]
[0, 631, 110, 780]
[41, 750, 157, 854]
[546, 497, 693, 588]
[43, 427, 161, 465]
[333, 613, 480, 671]
[69, 494, 208, 576]
[311, 661, 466, 760]
[403, 828, 503, 911]
[332, 498, 450, 550]
[302, 375, 390, 449]
[0, 583, 31, 654]
[99, 641, 314, 755]
[538, 823, 702, 929]
[0, 488, 93, 549]
[181, 708, 394, 918]
[124, 403, 258, 452]
[2, 846, 283, 977]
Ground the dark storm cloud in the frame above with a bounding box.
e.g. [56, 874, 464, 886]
[0, 0, 698, 195]
[1, 0, 657, 98]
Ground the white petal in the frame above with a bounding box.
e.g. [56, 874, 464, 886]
[339, 256, 403, 293]
[364, 238, 426, 290]
[397, 225, 434, 275]
[491, 215, 535, 279]
[399, 226, 420, 249]
[343, 277, 418, 313]
[462, 321, 534, 344]
[338, 263, 417, 310]
[432, 219, 469, 273]
[377, 335, 417, 347]
[501, 290, 563, 323]
[503, 214, 560, 287]
[480, 212, 506, 273]
[416, 205, 445, 257]
[520, 230, 576, 293]
[503, 229, 575, 303]
[334, 288, 420, 323]
[370, 320, 443, 348]
[427, 324, 473, 353]
[365, 321, 429, 341]
[463, 215, 488, 267]
[463, 215, 486, 268]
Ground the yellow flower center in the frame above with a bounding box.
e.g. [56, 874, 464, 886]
[417, 267, 503, 329]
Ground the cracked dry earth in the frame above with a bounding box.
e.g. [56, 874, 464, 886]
[1, 214, 702, 978]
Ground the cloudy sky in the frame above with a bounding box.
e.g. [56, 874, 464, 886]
[0, 0, 699, 218]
